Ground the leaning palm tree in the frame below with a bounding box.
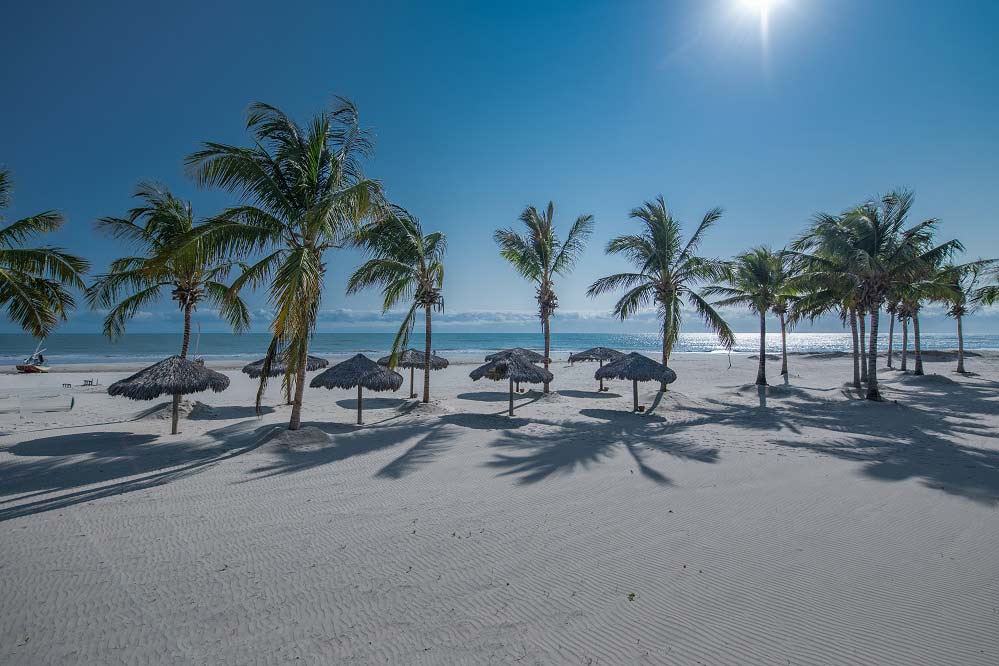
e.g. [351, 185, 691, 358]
[87, 183, 250, 430]
[587, 195, 734, 389]
[494, 202, 592, 393]
[704, 247, 785, 386]
[0, 167, 88, 337]
[184, 100, 380, 429]
[348, 206, 446, 403]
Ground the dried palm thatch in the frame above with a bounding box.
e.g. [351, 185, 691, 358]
[310, 354, 403, 425]
[108, 355, 230, 434]
[377, 348, 449, 398]
[595, 352, 677, 412]
[485, 347, 547, 363]
[241, 354, 329, 379]
[470, 352, 554, 416]
[568, 347, 624, 391]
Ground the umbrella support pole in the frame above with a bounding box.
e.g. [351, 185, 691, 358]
[409, 367, 416, 399]
[599, 359, 604, 392]
[171, 393, 181, 435]
[633, 380, 639, 412]
[509, 377, 514, 416]
[357, 385, 363, 425]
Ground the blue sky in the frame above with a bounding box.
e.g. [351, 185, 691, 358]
[1, 0, 997, 335]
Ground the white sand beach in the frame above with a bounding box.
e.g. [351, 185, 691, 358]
[1, 352, 997, 665]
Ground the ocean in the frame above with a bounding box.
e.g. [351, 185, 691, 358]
[2, 332, 996, 365]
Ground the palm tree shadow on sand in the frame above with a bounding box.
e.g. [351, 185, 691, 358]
[658, 375, 999, 505]
[0, 421, 267, 522]
[484, 406, 720, 485]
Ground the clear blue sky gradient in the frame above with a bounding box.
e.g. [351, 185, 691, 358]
[2, 0, 997, 334]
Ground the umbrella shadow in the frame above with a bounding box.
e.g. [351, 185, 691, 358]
[188, 405, 276, 420]
[0, 425, 264, 522]
[485, 410, 719, 485]
[334, 397, 409, 410]
[558, 390, 623, 400]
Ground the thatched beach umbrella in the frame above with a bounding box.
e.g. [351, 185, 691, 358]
[485, 348, 548, 392]
[108, 355, 230, 434]
[241, 354, 329, 379]
[595, 352, 677, 412]
[377, 348, 449, 398]
[310, 354, 403, 425]
[568, 347, 624, 391]
[470, 352, 554, 416]
[485, 347, 547, 363]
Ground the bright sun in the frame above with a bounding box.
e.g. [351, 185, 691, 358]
[740, 0, 781, 14]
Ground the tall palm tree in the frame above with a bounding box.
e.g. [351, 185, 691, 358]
[771, 250, 800, 378]
[86, 183, 250, 434]
[588, 196, 734, 389]
[348, 206, 446, 403]
[494, 202, 592, 393]
[704, 247, 786, 386]
[184, 100, 380, 430]
[0, 167, 88, 337]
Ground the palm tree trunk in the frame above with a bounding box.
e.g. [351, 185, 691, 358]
[423, 306, 432, 403]
[901, 316, 909, 371]
[886, 310, 895, 368]
[756, 312, 767, 386]
[913, 311, 924, 376]
[542, 315, 551, 394]
[850, 307, 861, 388]
[288, 342, 309, 430]
[956, 315, 965, 374]
[779, 312, 788, 377]
[866, 308, 881, 401]
[858, 308, 868, 384]
[171, 304, 193, 436]
[409, 367, 415, 399]
[660, 313, 671, 392]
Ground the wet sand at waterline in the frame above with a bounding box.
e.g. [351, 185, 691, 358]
[1, 352, 997, 665]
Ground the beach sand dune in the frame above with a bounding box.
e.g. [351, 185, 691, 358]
[1, 353, 996, 665]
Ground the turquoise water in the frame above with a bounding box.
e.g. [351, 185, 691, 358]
[1, 332, 995, 365]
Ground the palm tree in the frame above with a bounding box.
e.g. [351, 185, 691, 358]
[884, 293, 900, 368]
[494, 202, 592, 393]
[932, 260, 996, 373]
[86, 183, 250, 434]
[348, 206, 446, 403]
[588, 196, 734, 389]
[184, 100, 380, 430]
[771, 251, 800, 378]
[704, 247, 785, 386]
[793, 191, 959, 399]
[0, 167, 88, 337]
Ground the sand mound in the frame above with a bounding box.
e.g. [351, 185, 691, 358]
[140, 399, 211, 421]
[407, 400, 451, 416]
[267, 426, 331, 451]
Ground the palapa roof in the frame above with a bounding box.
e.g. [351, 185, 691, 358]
[377, 348, 449, 370]
[310, 354, 403, 392]
[241, 354, 329, 378]
[108, 355, 230, 401]
[594, 352, 677, 384]
[569, 347, 625, 363]
[470, 352, 554, 384]
[485, 347, 547, 363]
